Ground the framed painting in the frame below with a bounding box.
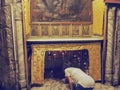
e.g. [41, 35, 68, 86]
[30, 0, 93, 22]
[30, 0, 93, 38]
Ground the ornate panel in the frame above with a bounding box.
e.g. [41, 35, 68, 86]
[30, 24, 92, 38]
[31, 42, 101, 84]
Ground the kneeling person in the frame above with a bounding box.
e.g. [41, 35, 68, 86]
[64, 67, 95, 90]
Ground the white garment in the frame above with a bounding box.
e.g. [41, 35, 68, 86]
[64, 67, 95, 88]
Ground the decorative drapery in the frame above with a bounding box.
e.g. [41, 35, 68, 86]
[105, 5, 120, 85]
[112, 8, 120, 85]
[105, 6, 116, 84]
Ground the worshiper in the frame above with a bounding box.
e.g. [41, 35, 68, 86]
[64, 67, 95, 90]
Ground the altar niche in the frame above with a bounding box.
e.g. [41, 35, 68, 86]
[44, 50, 89, 79]
[30, 43, 101, 84]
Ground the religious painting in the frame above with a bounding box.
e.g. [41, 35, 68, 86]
[31, 25, 41, 36]
[41, 25, 49, 36]
[30, 0, 93, 38]
[61, 25, 70, 36]
[30, 0, 92, 22]
[82, 25, 92, 37]
[51, 25, 60, 36]
[72, 25, 80, 36]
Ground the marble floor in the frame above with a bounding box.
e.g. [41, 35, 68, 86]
[31, 79, 120, 90]
[93, 83, 120, 90]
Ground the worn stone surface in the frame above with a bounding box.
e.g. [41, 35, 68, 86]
[0, 0, 26, 90]
[31, 80, 120, 90]
[4, 0, 12, 5]
[0, 1, 16, 89]
[14, 3, 22, 19]
[4, 5, 11, 28]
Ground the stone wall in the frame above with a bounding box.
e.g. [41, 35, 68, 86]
[0, 0, 27, 90]
[0, 0, 16, 89]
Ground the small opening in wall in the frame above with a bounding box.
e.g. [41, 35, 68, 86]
[44, 49, 89, 79]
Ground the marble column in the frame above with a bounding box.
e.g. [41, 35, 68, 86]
[105, 7, 116, 84]
[14, 2, 27, 90]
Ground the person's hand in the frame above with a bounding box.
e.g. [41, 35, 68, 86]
[67, 77, 74, 90]
[69, 78, 74, 84]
